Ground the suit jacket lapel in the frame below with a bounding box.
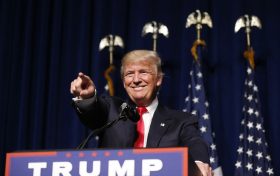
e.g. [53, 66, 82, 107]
[146, 104, 172, 147]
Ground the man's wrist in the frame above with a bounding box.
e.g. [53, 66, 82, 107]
[72, 90, 97, 101]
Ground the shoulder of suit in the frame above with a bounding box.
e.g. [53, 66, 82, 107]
[159, 105, 198, 122]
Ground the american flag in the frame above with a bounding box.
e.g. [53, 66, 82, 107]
[183, 44, 223, 175]
[234, 63, 274, 176]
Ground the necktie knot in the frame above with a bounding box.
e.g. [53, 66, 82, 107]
[137, 107, 148, 116]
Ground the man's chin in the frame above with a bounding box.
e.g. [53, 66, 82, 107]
[130, 96, 146, 105]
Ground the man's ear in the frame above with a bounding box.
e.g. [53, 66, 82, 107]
[156, 74, 163, 86]
[123, 81, 126, 88]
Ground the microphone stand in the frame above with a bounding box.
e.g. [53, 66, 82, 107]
[77, 114, 126, 149]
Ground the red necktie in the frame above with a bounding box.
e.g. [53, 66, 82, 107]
[134, 107, 148, 148]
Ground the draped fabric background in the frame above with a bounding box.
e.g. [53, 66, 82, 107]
[1, 0, 279, 175]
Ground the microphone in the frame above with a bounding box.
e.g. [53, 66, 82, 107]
[119, 102, 140, 122]
[77, 102, 139, 149]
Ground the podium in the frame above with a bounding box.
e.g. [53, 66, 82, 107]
[5, 147, 201, 176]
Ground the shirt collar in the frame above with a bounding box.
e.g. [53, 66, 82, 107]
[145, 97, 158, 114]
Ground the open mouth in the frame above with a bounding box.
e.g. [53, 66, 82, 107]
[131, 85, 146, 91]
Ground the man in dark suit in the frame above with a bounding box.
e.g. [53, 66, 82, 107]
[70, 50, 212, 175]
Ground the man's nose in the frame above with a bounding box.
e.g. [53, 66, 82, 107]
[132, 73, 141, 83]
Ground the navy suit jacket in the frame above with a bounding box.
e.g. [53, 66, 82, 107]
[73, 95, 209, 164]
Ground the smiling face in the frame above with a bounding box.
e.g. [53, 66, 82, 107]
[121, 50, 163, 106]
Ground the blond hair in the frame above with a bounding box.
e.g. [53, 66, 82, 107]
[120, 50, 163, 78]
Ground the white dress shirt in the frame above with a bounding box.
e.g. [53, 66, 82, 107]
[141, 97, 158, 147]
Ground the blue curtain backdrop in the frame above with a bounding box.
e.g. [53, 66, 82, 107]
[1, 0, 279, 175]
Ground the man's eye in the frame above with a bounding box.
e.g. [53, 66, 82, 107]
[125, 73, 134, 77]
[140, 72, 148, 76]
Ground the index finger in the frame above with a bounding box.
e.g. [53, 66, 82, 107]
[78, 72, 91, 83]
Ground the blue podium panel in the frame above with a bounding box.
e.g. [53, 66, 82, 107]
[6, 147, 188, 176]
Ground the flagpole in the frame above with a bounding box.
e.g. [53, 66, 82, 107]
[99, 34, 124, 96]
